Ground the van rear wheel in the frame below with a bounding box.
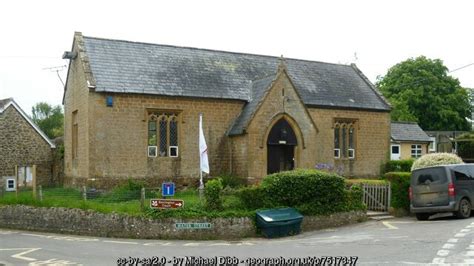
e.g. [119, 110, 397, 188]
[415, 213, 431, 221]
[455, 198, 471, 219]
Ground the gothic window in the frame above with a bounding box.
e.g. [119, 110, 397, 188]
[147, 112, 179, 157]
[334, 120, 356, 159]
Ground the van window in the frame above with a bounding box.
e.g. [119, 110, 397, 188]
[413, 167, 447, 185]
[452, 165, 473, 181]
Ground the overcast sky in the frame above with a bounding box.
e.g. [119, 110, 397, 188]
[1, 0, 473, 115]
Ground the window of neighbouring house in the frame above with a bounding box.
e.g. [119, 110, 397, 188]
[411, 144, 422, 158]
[429, 137, 436, 152]
[147, 112, 179, 157]
[72, 110, 78, 160]
[334, 119, 357, 159]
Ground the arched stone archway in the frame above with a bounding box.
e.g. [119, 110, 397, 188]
[267, 118, 297, 174]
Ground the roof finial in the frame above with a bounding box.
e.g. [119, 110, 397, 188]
[278, 55, 287, 73]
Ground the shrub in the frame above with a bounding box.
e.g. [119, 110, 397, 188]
[262, 169, 345, 207]
[204, 178, 223, 210]
[411, 153, 464, 171]
[383, 172, 411, 210]
[384, 159, 414, 173]
[235, 185, 268, 209]
[95, 179, 144, 202]
[345, 179, 389, 187]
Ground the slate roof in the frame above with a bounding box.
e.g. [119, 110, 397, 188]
[0, 98, 11, 110]
[80, 36, 391, 113]
[0, 98, 55, 148]
[391, 122, 431, 142]
[228, 75, 275, 135]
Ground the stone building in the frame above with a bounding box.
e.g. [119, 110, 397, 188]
[390, 122, 431, 160]
[0, 98, 55, 187]
[62, 32, 391, 187]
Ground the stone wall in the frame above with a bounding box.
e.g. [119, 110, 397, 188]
[309, 108, 391, 178]
[0, 105, 53, 185]
[0, 205, 366, 240]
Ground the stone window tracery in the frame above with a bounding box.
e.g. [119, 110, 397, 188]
[147, 112, 179, 157]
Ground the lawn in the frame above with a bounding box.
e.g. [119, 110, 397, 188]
[0, 187, 253, 218]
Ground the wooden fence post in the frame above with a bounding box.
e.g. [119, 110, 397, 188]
[140, 187, 146, 210]
[15, 165, 18, 199]
[32, 165, 37, 200]
[38, 185, 43, 202]
[82, 186, 87, 201]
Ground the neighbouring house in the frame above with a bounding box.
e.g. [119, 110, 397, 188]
[425, 131, 470, 153]
[0, 98, 55, 189]
[390, 122, 431, 160]
[62, 32, 391, 187]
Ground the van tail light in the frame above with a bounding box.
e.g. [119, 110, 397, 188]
[448, 182, 456, 197]
[409, 186, 413, 201]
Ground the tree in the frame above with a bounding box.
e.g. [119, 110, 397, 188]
[376, 56, 471, 131]
[32, 102, 64, 139]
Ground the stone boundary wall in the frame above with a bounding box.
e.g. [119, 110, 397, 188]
[0, 205, 366, 240]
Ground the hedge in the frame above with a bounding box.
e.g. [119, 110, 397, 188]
[236, 169, 365, 215]
[383, 172, 411, 211]
[384, 159, 414, 173]
[411, 153, 463, 171]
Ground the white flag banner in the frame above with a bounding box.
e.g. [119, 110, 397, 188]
[199, 114, 210, 176]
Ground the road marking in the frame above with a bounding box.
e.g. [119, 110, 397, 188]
[466, 251, 474, 256]
[382, 221, 398, 230]
[455, 233, 466, 237]
[22, 233, 99, 242]
[0, 230, 17, 235]
[436, 250, 449, 257]
[460, 229, 471, 233]
[448, 238, 459, 243]
[183, 243, 201, 247]
[442, 243, 455, 249]
[103, 240, 138, 245]
[432, 257, 445, 264]
[468, 245, 474, 250]
[0, 248, 41, 261]
[29, 258, 81, 265]
[209, 243, 232, 246]
[143, 242, 174, 246]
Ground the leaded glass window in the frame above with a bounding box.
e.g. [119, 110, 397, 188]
[147, 112, 179, 157]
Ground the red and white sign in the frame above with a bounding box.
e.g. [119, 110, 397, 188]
[150, 199, 184, 209]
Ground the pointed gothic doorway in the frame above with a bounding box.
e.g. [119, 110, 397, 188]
[267, 118, 297, 174]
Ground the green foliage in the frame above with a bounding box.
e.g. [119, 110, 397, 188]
[262, 169, 345, 207]
[218, 174, 247, 188]
[31, 102, 64, 139]
[204, 178, 223, 211]
[457, 132, 474, 160]
[344, 179, 389, 187]
[95, 179, 144, 203]
[384, 159, 414, 173]
[235, 185, 269, 209]
[383, 172, 411, 210]
[258, 169, 364, 215]
[377, 56, 471, 131]
[411, 153, 464, 171]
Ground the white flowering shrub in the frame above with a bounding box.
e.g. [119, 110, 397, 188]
[411, 153, 464, 171]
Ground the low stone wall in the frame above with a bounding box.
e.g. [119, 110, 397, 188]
[0, 205, 366, 240]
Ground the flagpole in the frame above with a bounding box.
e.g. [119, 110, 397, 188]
[199, 113, 204, 200]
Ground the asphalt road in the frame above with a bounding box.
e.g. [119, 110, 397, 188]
[1, 215, 474, 266]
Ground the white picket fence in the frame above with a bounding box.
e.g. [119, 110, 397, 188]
[362, 183, 391, 212]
